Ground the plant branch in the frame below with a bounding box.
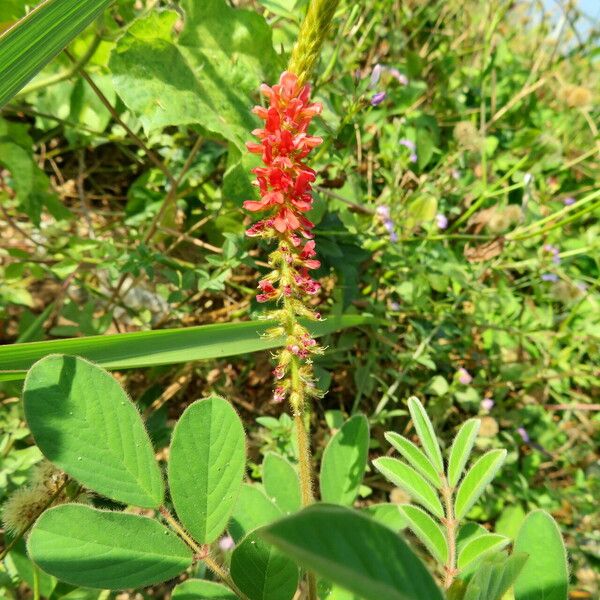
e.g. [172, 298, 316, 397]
[159, 506, 247, 599]
[440, 475, 458, 589]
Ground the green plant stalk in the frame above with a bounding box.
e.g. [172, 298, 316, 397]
[440, 475, 458, 589]
[159, 507, 247, 600]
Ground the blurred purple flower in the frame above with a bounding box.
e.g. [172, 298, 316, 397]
[400, 139, 416, 151]
[563, 196, 576, 206]
[376, 205, 390, 219]
[409, 153, 418, 163]
[436, 214, 448, 229]
[384, 220, 395, 233]
[370, 64, 383, 87]
[457, 368, 472, 385]
[219, 535, 235, 551]
[543, 244, 561, 264]
[390, 231, 399, 243]
[517, 427, 530, 443]
[371, 91, 387, 106]
[541, 273, 558, 282]
[390, 301, 400, 311]
[388, 68, 408, 85]
[481, 398, 495, 411]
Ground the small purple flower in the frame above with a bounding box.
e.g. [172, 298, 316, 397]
[219, 535, 235, 551]
[436, 214, 448, 229]
[371, 91, 387, 106]
[541, 273, 558, 282]
[370, 64, 383, 87]
[517, 427, 530, 443]
[543, 244, 560, 264]
[563, 196, 576, 206]
[481, 398, 495, 411]
[376, 205, 390, 219]
[457, 368, 472, 385]
[388, 68, 408, 85]
[390, 301, 400, 311]
[384, 220, 395, 233]
[399, 139, 416, 151]
[552, 254, 561, 265]
[390, 231, 399, 243]
[409, 153, 418, 164]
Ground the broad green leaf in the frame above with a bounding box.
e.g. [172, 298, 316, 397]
[454, 450, 506, 520]
[0, 0, 114, 108]
[172, 579, 236, 599]
[0, 315, 374, 382]
[463, 553, 528, 600]
[262, 453, 301, 514]
[320, 415, 370, 506]
[407, 397, 444, 473]
[457, 533, 510, 570]
[6, 537, 56, 598]
[361, 503, 407, 532]
[373, 457, 444, 518]
[109, 0, 279, 148]
[230, 530, 298, 600]
[385, 431, 441, 488]
[28, 504, 192, 589]
[229, 484, 282, 542]
[399, 504, 448, 564]
[261, 505, 444, 600]
[514, 510, 568, 600]
[447, 419, 480, 487]
[0, 118, 64, 225]
[23, 354, 163, 508]
[169, 396, 245, 544]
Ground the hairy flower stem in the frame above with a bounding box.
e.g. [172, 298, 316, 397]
[440, 476, 458, 589]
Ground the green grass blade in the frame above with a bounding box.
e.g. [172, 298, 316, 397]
[0, 314, 375, 381]
[0, 0, 114, 108]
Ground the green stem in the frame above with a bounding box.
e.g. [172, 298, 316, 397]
[440, 475, 458, 589]
[159, 507, 247, 600]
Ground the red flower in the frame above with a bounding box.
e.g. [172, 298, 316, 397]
[244, 71, 322, 240]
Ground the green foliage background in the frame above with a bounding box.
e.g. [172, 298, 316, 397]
[0, 0, 598, 597]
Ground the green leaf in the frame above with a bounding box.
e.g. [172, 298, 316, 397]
[23, 354, 163, 508]
[320, 415, 370, 506]
[0, 315, 375, 382]
[385, 431, 442, 488]
[0, 0, 114, 108]
[109, 0, 278, 148]
[168, 396, 245, 544]
[399, 504, 448, 564]
[361, 503, 407, 532]
[454, 449, 506, 520]
[373, 457, 444, 518]
[407, 397, 444, 473]
[230, 530, 299, 600]
[172, 579, 237, 599]
[0, 118, 62, 224]
[447, 419, 481, 488]
[513, 510, 568, 600]
[261, 505, 444, 600]
[262, 453, 301, 514]
[463, 553, 528, 600]
[229, 484, 282, 542]
[28, 504, 192, 590]
[457, 533, 510, 570]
